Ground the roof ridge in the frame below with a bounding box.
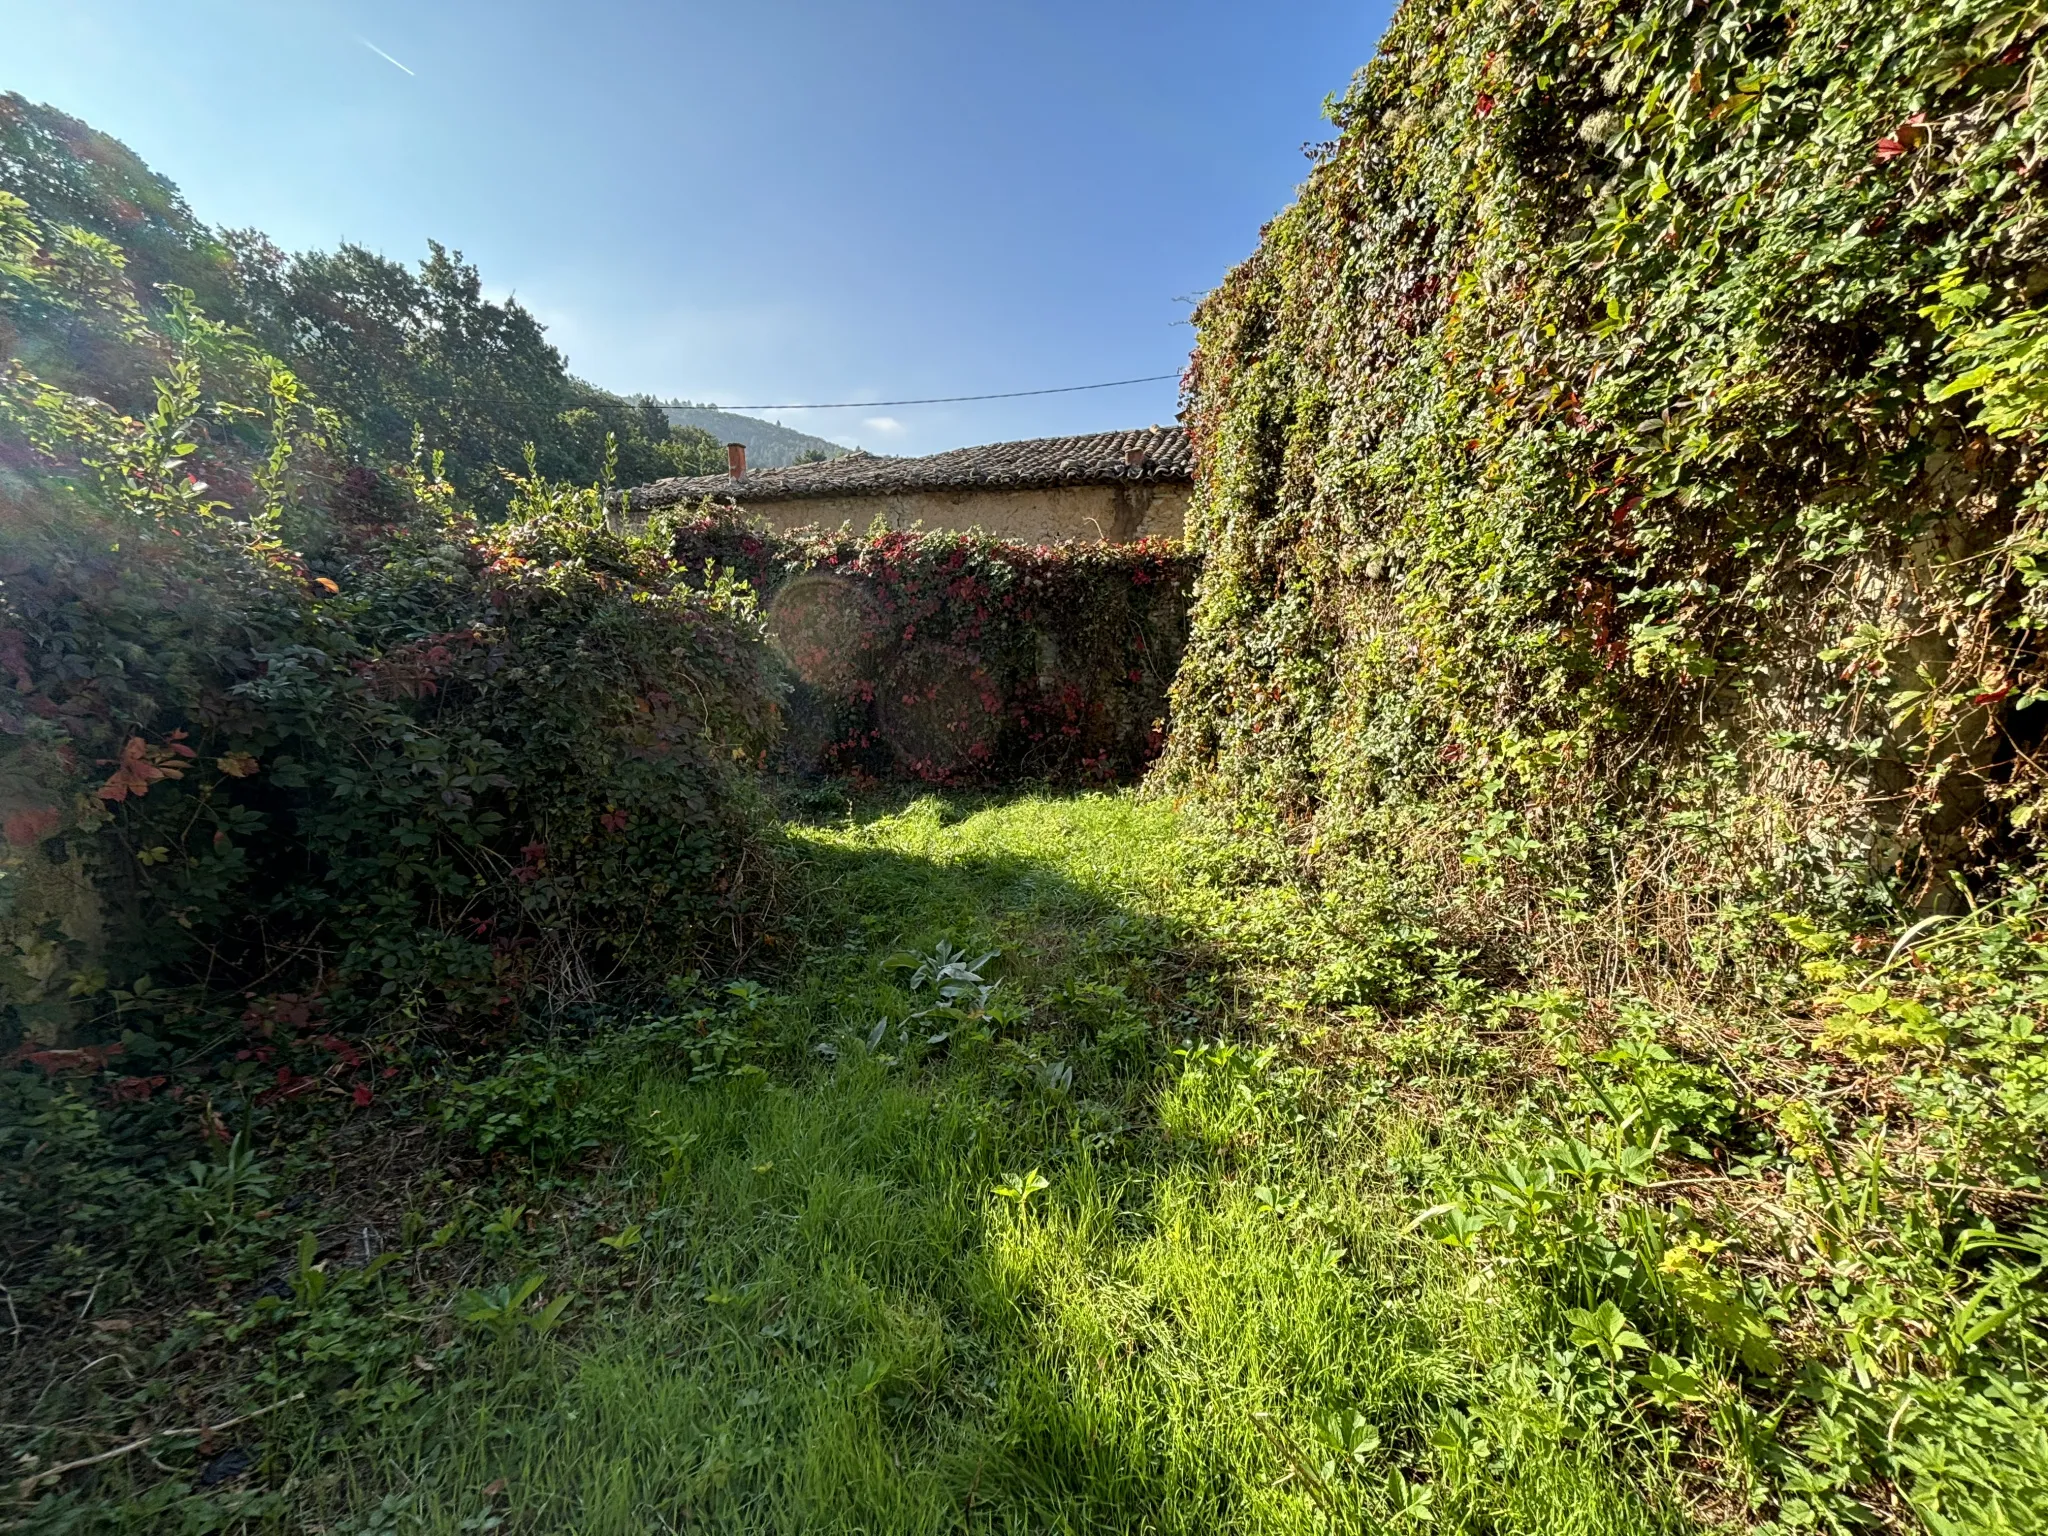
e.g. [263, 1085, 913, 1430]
[627, 425, 1191, 511]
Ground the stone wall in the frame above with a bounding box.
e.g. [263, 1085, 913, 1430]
[732, 481, 1190, 543]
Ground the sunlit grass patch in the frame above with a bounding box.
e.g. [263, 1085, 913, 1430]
[11, 788, 1706, 1533]
[283, 790, 1675, 1535]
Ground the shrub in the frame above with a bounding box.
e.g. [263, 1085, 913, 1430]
[1, 189, 783, 1048]
[668, 513, 1197, 784]
[0, 168, 786, 1327]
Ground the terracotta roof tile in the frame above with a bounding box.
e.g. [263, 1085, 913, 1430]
[625, 425, 1191, 510]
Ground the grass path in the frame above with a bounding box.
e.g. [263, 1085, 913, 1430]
[319, 791, 1678, 1534]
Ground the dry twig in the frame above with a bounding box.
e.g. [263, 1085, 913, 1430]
[13, 1392, 304, 1499]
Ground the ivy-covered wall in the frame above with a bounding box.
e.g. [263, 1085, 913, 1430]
[669, 515, 1196, 784]
[1167, 0, 2048, 943]
[1159, 10, 2048, 1518]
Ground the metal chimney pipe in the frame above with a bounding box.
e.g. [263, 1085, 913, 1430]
[726, 442, 747, 478]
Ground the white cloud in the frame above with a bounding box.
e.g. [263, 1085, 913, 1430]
[861, 416, 905, 434]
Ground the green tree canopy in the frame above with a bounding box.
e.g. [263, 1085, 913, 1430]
[1, 91, 713, 511]
[225, 234, 711, 509]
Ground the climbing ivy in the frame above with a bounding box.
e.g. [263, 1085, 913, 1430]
[1165, 0, 2048, 1525]
[1170, 0, 2048, 922]
[670, 513, 1195, 784]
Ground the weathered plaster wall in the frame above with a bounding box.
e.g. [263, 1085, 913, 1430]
[737, 482, 1190, 543]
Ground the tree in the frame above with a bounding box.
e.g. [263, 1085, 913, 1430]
[655, 422, 727, 476]
[2, 94, 705, 514]
[222, 237, 712, 510]
[0, 93, 237, 319]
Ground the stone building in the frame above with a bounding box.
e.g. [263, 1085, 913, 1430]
[623, 426, 1192, 543]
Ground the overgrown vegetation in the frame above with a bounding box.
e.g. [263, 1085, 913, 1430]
[1, 172, 785, 1326]
[1162, 0, 2048, 1527]
[12, 0, 2048, 1524]
[18, 778, 2048, 1534]
[671, 512, 1196, 783]
[0, 107, 1223, 1536]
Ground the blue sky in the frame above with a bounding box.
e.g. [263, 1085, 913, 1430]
[4, 0, 1388, 455]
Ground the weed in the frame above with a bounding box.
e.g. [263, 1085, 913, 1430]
[990, 1168, 1050, 1210]
[455, 1274, 575, 1343]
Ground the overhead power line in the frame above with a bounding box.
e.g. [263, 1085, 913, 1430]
[670, 372, 1182, 413]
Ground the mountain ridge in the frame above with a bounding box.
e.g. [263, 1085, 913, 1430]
[658, 404, 852, 469]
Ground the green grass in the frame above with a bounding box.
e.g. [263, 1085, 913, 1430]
[21, 785, 2047, 1535]
[306, 792, 1678, 1535]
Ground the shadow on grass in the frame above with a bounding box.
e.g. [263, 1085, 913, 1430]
[319, 792, 1674, 1536]
[18, 790, 1680, 1536]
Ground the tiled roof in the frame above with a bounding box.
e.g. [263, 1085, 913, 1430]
[625, 426, 1191, 510]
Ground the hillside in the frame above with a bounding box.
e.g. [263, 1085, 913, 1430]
[0, 91, 720, 507]
[660, 403, 851, 467]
